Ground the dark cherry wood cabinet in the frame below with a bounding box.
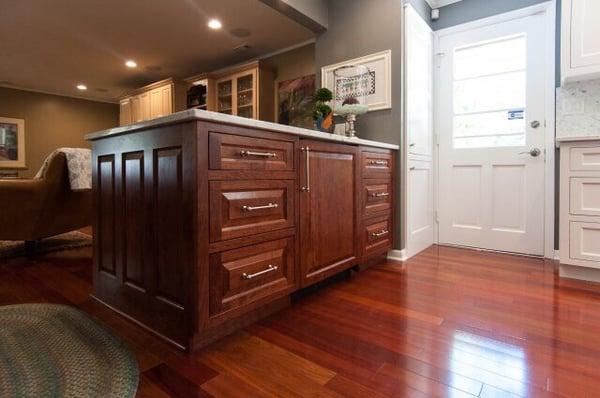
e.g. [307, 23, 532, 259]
[299, 140, 360, 287]
[90, 117, 396, 351]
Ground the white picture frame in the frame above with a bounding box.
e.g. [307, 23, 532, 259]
[0, 117, 26, 169]
[321, 50, 392, 112]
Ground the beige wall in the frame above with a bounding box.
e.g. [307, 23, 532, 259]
[262, 43, 316, 122]
[0, 87, 118, 178]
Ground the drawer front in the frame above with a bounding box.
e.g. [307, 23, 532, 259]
[209, 237, 295, 319]
[363, 179, 392, 218]
[569, 221, 600, 263]
[209, 132, 294, 171]
[363, 216, 393, 257]
[570, 146, 600, 171]
[362, 150, 393, 177]
[570, 177, 600, 216]
[210, 180, 294, 242]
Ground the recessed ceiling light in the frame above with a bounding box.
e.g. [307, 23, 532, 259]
[125, 60, 137, 68]
[76, 84, 87, 91]
[208, 19, 222, 30]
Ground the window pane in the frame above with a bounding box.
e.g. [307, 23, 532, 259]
[454, 35, 526, 80]
[454, 111, 526, 149]
[454, 71, 525, 114]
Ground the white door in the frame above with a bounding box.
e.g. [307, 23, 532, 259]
[405, 4, 434, 258]
[437, 13, 546, 256]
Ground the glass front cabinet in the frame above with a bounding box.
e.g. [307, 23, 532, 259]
[212, 62, 273, 122]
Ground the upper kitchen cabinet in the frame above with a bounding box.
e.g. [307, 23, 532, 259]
[119, 78, 190, 126]
[212, 61, 274, 121]
[561, 0, 600, 84]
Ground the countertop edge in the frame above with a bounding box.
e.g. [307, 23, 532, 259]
[85, 109, 400, 150]
[556, 135, 600, 143]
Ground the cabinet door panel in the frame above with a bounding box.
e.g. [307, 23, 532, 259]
[299, 141, 359, 287]
[571, 0, 600, 68]
[119, 99, 132, 126]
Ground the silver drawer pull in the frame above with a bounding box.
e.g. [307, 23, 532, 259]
[370, 192, 390, 198]
[368, 160, 388, 166]
[242, 202, 279, 212]
[371, 230, 389, 238]
[239, 150, 276, 158]
[242, 264, 278, 280]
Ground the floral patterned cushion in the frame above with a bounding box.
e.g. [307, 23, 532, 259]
[34, 148, 91, 191]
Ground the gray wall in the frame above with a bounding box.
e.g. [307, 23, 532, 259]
[281, 0, 329, 29]
[315, 0, 404, 248]
[431, 0, 550, 30]
[407, 0, 433, 26]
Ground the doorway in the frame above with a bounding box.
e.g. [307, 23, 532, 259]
[435, 7, 554, 256]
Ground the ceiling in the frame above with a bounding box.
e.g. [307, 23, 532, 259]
[0, 0, 314, 103]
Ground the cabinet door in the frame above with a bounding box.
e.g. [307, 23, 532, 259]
[236, 72, 256, 119]
[571, 0, 600, 68]
[131, 96, 142, 123]
[299, 140, 359, 287]
[150, 88, 163, 119]
[139, 92, 150, 121]
[216, 79, 233, 115]
[119, 99, 132, 126]
[161, 84, 173, 115]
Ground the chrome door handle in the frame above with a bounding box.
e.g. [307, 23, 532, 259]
[371, 230, 389, 238]
[241, 203, 278, 212]
[242, 264, 278, 280]
[301, 147, 310, 192]
[519, 148, 541, 157]
[368, 160, 388, 166]
[239, 150, 276, 158]
[369, 192, 390, 198]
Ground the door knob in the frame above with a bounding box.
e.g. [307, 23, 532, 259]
[519, 148, 541, 157]
[531, 120, 541, 129]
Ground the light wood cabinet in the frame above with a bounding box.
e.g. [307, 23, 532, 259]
[119, 78, 189, 126]
[561, 0, 600, 84]
[199, 61, 274, 121]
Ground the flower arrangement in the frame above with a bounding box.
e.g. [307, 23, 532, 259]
[312, 88, 334, 132]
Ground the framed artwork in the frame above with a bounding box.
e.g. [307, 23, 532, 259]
[321, 50, 392, 111]
[0, 117, 26, 169]
[278, 74, 316, 129]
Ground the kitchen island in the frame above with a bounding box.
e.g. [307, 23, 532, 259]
[86, 109, 398, 350]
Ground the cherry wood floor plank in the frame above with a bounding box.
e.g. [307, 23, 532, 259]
[3, 243, 600, 397]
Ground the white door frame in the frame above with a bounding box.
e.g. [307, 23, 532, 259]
[433, 1, 556, 259]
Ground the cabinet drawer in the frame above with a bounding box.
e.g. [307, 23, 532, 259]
[570, 146, 600, 171]
[210, 180, 294, 242]
[209, 133, 294, 171]
[569, 221, 600, 263]
[362, 150, 393, 177]
[570, 177, 600, 216]
[363, 179, 392, 218]
[363, 216, 393, 257]
[209, 237, 295, 319]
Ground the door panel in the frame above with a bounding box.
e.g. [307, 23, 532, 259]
[571, 0, 600, 68]
[299, 140, 359, 287]
[407, 160, 434, 258]
[438, 13, 546, 255]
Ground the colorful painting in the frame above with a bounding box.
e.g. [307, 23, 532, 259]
[278, 74, 315, 129]
[0, 117, 26, 169]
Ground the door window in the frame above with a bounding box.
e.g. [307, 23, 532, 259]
[453, 35, 527, 148]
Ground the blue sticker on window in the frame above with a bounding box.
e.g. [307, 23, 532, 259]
[508, 109, 525, 120]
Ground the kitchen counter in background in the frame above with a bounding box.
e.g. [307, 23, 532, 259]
[556, 79, 600, 143]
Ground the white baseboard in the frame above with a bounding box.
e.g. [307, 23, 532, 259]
[554, 250, 560, 261]
[387, 249, 407, 262]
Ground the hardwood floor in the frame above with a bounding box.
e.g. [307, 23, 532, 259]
[2, 242, 600, 397]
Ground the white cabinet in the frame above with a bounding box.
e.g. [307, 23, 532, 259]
[559, 140, 600, 273]
[404, 4, 435, 260]
[119, 98, 131, 126]
[561, 0, 600, 84]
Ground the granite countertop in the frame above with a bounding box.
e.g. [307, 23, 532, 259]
[556, 135, 600, 143]
[85, 109, 399, 151]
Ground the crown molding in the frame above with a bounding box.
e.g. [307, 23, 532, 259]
[424, 0, 463, 9]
